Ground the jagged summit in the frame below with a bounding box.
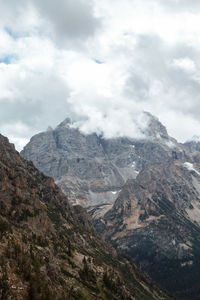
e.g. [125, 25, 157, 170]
[143, 112, 169, 140]
[187, 135, 200, 143]
[55, 112, 171, 142]
[20, 113, 200, 299]
[21, 113, 182, 207]
[57, 117, 73, 128]
[46, 125, 53, 131]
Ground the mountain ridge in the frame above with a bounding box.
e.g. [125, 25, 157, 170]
[21, 113, 185, 207]
[0, 133, 172, 299]
[20, 113, 200, 298]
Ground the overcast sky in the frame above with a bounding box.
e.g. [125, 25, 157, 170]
[1, 0, 200, 150]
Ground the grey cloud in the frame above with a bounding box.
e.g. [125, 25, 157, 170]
[2, 0, 200, 148]
[32, 0, 101, 43]
[125, 73, 150, 101]
[0, 0, 101, 46]
[0, 0, 102, 150]
[155, 0, 200, 13]
[0, 0, 29, 32]
[0, 72, 71, 138]
[123, 34, 200, 121]
[124, 35, 166, 101]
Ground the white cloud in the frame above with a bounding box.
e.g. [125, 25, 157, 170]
[159, 111, 200, 143]
[172, 58, 196, 73]
[68, 91, 147, 139]
[0, 121, 32, 152]
[0, 34, 71, 147]
[1, 0, 200, 150]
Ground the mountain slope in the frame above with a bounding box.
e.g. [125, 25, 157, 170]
[0, 133, 171, 300]
[94, 161, 200, 299]
[20, 114, 200, 298]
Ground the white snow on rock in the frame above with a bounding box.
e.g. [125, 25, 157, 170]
[111, 191, 117, 195]
[165, 140, 175, 149]
[131, 162, 136, 168]
[183, 162, 200, 175]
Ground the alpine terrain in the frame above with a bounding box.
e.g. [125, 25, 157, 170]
[0, 133, 172, 300]
[21, 113, 200, 299]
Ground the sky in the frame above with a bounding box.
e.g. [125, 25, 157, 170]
[1, 0, 200, 150]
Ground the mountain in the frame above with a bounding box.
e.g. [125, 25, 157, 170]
[21, 113, 185, 207]
[93, 161, 200, 299]
[20, 113, 200, 298]
[0, 133, 171, 300]
[184, 138, 200, 163]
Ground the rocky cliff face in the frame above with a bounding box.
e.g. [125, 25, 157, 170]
[0, 133, 172, 300]
[21, 113, 185, 207]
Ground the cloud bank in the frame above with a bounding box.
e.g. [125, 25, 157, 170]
[1, 0, 200, 150]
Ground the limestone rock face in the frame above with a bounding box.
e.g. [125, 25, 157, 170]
[0, 133, 171, 300]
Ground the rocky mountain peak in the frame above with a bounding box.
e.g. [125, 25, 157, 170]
[57, 117, 72, 128]
[143, 112, 169, 140]
[21, 113, 183, 207]
[188, 135, 200, 143]
[93, 159, 200, 298]
[18, 112, 200, 299]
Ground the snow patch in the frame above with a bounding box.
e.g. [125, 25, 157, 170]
[111, 191, 117, 195]
[156, 133, 161, 139]
[183, 162, 200, 175]
[131, 161, 136, 168]
[165, 140, 175, 149]
[131, 162, 139, 174]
